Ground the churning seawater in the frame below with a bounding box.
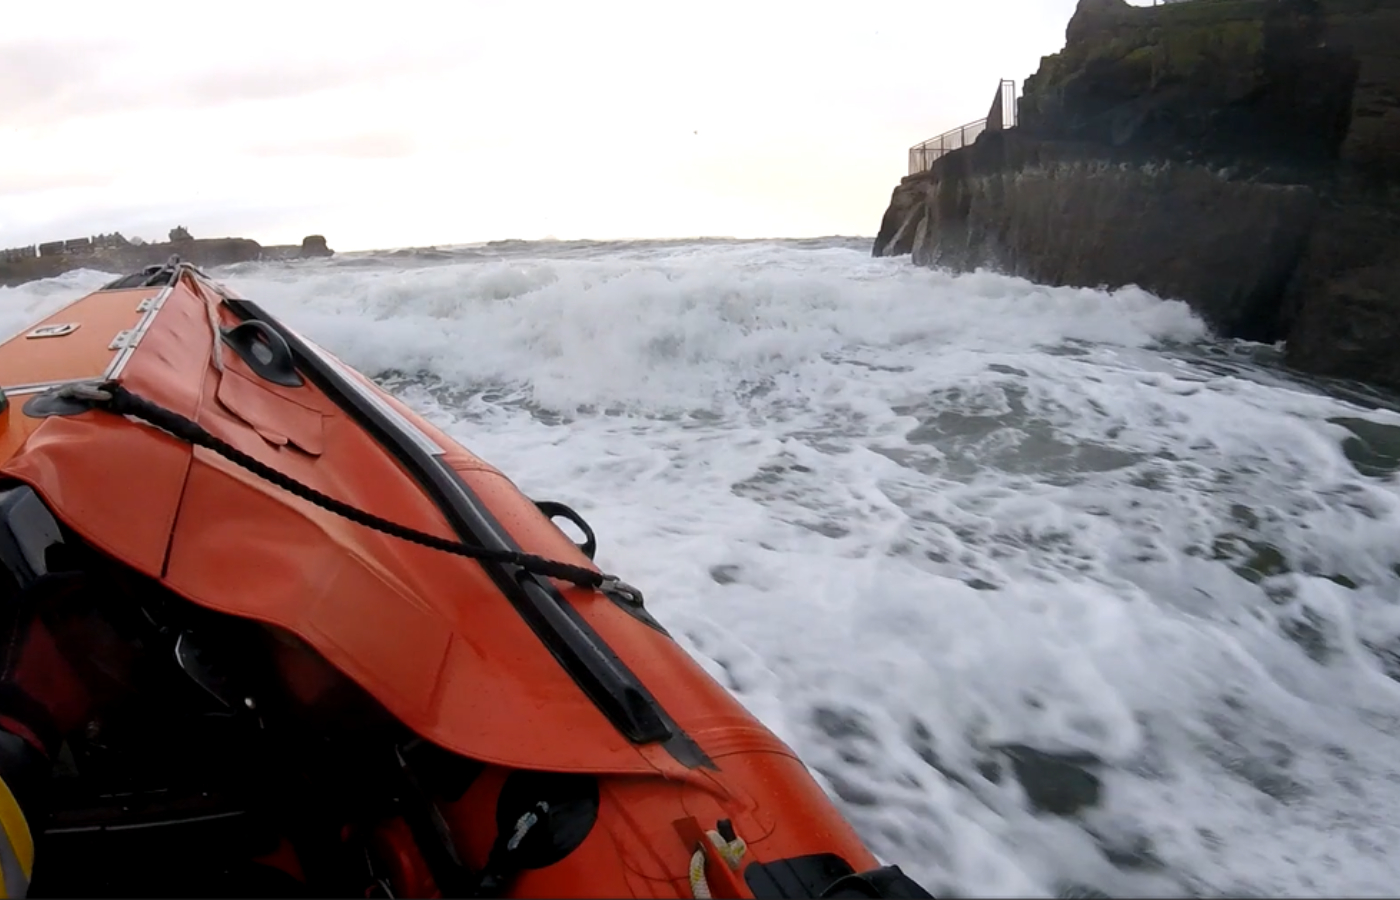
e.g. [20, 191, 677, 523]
[7, 238, 1400, 898]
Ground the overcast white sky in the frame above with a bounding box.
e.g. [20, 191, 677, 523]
[1, 0, 1116, 252]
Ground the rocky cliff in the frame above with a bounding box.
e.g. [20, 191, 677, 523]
[874, 0, 1400, 390]
[0, 231, 335, 289]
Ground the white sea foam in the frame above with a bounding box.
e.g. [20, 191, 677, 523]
[0, 267, 116, 338]
[8, 240, 1400, 897]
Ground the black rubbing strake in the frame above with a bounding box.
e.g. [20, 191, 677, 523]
[71, 293, 712, 768]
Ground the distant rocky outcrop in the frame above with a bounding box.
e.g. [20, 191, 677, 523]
[0, 228, 335, 288]
[260, 234, 334, 262]
[874, 0, 1400, 392]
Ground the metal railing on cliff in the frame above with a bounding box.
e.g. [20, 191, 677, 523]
[908, 79, 1018, 176]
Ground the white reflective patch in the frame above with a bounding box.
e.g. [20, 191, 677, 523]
[24, 323, 79, 339]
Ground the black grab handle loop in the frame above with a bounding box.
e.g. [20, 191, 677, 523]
[221, 321, 303, 388]
[535, 501, 598, 560]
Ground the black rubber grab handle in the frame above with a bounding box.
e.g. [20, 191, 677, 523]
[535, 500, 598, 560]
[221, 320, 303, 387]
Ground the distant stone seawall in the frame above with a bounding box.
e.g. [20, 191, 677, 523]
[0, 229, 333, 288]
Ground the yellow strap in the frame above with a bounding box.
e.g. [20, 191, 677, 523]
[0, 775, 33, 881]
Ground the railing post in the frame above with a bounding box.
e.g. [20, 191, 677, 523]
[908, 79, 1018, 174]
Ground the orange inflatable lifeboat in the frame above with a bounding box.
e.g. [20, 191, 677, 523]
[0, 259, 935, 898]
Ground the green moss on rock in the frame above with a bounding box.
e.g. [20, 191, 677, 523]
[1028, 0, 1269, 98]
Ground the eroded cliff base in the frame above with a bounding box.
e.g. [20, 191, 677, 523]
[875, 0, 1400, 391]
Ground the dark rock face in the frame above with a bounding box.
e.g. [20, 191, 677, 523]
[1325, 0, 1400, 182]
[874, 0, 1400, 391]
[300, 235, 333, 257]
[260, 234, 337, 262]
[1284, 200, 1400, 385]
[997, 743, 1104, 817]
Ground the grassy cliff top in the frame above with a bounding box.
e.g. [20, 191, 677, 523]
[1025, 0, 1277, 104]
[1015, 0, 1355, 168]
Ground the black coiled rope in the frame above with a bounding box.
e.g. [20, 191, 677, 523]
[83, 380, 635, 598]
